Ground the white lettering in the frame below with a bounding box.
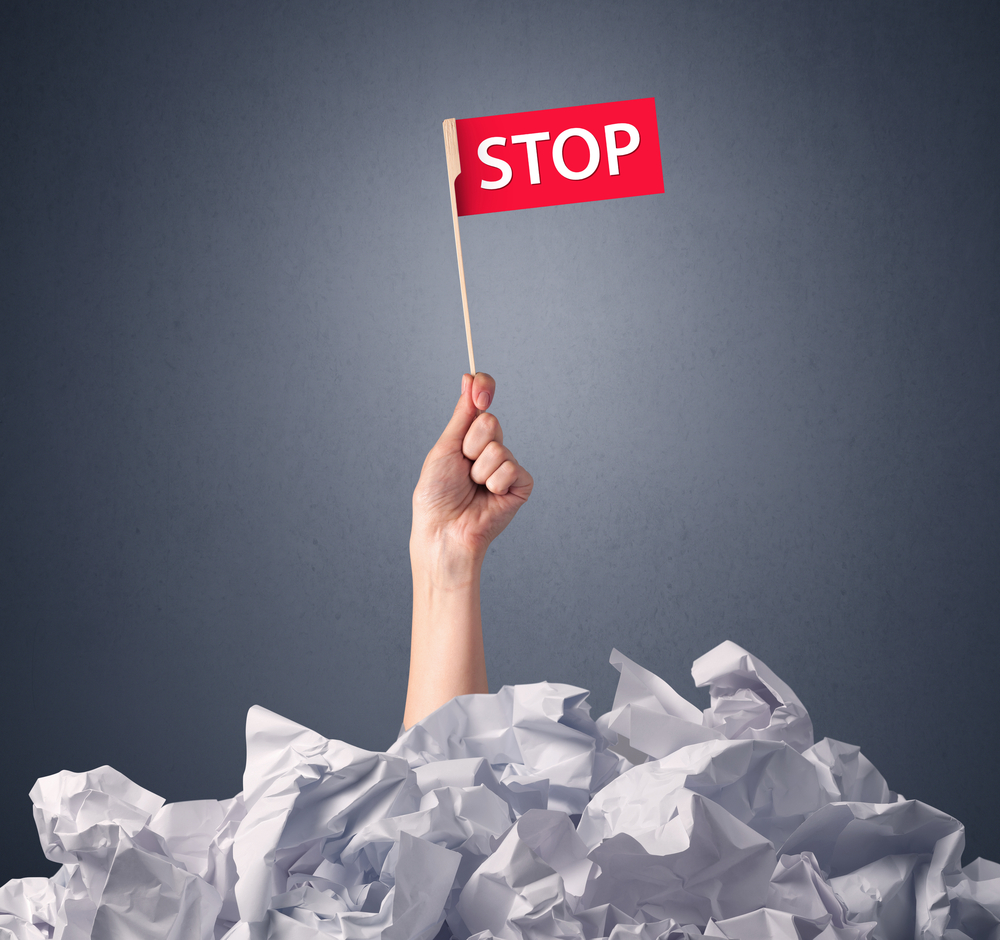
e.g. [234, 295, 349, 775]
[479, 120, 640, 188]
[510, 132, 550, 185]
[604, 123, 640, 176]
[478, 137, 512, 190]
[552, 127, 600, 181]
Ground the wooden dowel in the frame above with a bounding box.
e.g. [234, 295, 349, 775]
[443, 118, 476, 376]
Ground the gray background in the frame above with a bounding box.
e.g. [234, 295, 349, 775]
[2, 1, 998, 884]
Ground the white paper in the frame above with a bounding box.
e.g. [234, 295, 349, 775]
[388, 682, 621, 815]
[2, 641, 998, 940]
[577, 736, 827, 855]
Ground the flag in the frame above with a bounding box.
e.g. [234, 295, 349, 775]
[453, 98, 663, 217]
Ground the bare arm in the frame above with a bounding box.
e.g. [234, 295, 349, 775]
[403, 373, 533, 729]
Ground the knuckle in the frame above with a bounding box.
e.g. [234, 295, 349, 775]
[487, 441, 509, 462]
[478, 412, 500, 436]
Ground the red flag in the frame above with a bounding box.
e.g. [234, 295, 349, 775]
[454, 98, 663, 217]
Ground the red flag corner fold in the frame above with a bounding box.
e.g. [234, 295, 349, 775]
[453, 97, 663, 217]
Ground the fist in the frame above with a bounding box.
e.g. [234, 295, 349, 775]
[410, 373, 533, 577]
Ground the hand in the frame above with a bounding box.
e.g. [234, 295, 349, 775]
[410, 372, 534, 582]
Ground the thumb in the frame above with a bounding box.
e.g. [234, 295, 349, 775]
[434, 373, 479, 453]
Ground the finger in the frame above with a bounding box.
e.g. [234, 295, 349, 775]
[487, 459, 534, 498]
[434, 373, 479, 453]
[471, 372, 496, 412]
[462, 410, 503, 461]
[470, 440, 514, 486]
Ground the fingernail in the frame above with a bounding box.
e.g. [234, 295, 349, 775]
[461, 374, 469, 395]
[476, 390, 491, 410]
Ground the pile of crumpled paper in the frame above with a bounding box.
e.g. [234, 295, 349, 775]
[2, 640, 998, 940]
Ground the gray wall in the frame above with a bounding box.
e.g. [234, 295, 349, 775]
[2, 1, 998, 884]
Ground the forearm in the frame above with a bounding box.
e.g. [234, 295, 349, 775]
[401, 371, 531, 730]
[403, 545, 488, 729]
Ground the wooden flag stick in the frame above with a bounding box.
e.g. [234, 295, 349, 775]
[443, 118, 476, 376]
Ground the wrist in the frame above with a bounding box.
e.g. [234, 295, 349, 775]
[410, 529, 484, 590]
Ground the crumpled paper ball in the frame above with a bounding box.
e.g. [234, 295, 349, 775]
[1, 641, 996, 940]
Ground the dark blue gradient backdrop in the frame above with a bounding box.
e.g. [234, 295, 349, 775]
[2, 2, 998, 884]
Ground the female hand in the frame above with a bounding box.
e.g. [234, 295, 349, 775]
[410, 372, 534, 584]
